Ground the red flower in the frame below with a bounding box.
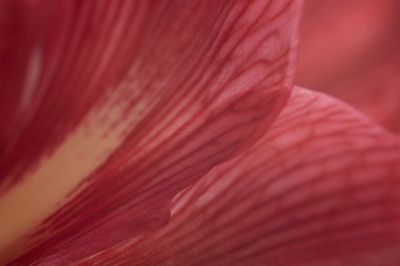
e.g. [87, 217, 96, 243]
[298, 0, 400, 134]
[0, 1, 399, 265]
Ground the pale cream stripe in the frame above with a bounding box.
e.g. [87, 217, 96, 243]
[0, 85, 149, 263]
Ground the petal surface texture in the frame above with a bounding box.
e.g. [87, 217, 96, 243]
[78, 87, 400, 266]
[297, 0, 400, 134]
[0, 0, 302, 264]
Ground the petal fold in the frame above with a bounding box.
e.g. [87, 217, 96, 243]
[78, 86, 400, 266]
[0, 0, 302, 264]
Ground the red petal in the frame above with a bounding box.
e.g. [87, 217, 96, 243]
[319, 49, 400, 135]
[0, 0, 302, 264]
[297, 0, 400, 134]
[77, 87, 400, 266]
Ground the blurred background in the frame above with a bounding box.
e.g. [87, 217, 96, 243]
[296, 0, 400, 134]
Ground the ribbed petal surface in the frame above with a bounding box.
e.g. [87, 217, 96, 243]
[0, 0, 302, 264]
[77, 87, 400, 266]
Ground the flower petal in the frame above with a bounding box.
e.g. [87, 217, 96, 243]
[318, 49, 400, 135]
[0, 0, 302, 264]
[297, 0, 400, 134]
[78, 86, 400, 266]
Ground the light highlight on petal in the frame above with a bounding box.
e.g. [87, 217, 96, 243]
[0, 0, 302, 264]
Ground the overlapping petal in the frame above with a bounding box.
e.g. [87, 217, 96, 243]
[319, 50, 400, 135]
[0, 0, 302, 264]
[297, 0, 400, 134]
[77, 87, 400, 266]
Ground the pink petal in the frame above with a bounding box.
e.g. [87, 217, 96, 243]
[78, 86, 400, 266]
[319, 49, 400, 135]
[296, 0, 400, 134]
[0, 0, 302, 264]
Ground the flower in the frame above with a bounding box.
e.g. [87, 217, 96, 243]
[298, 0, 400, 134]
[0, 1, 400, 265]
